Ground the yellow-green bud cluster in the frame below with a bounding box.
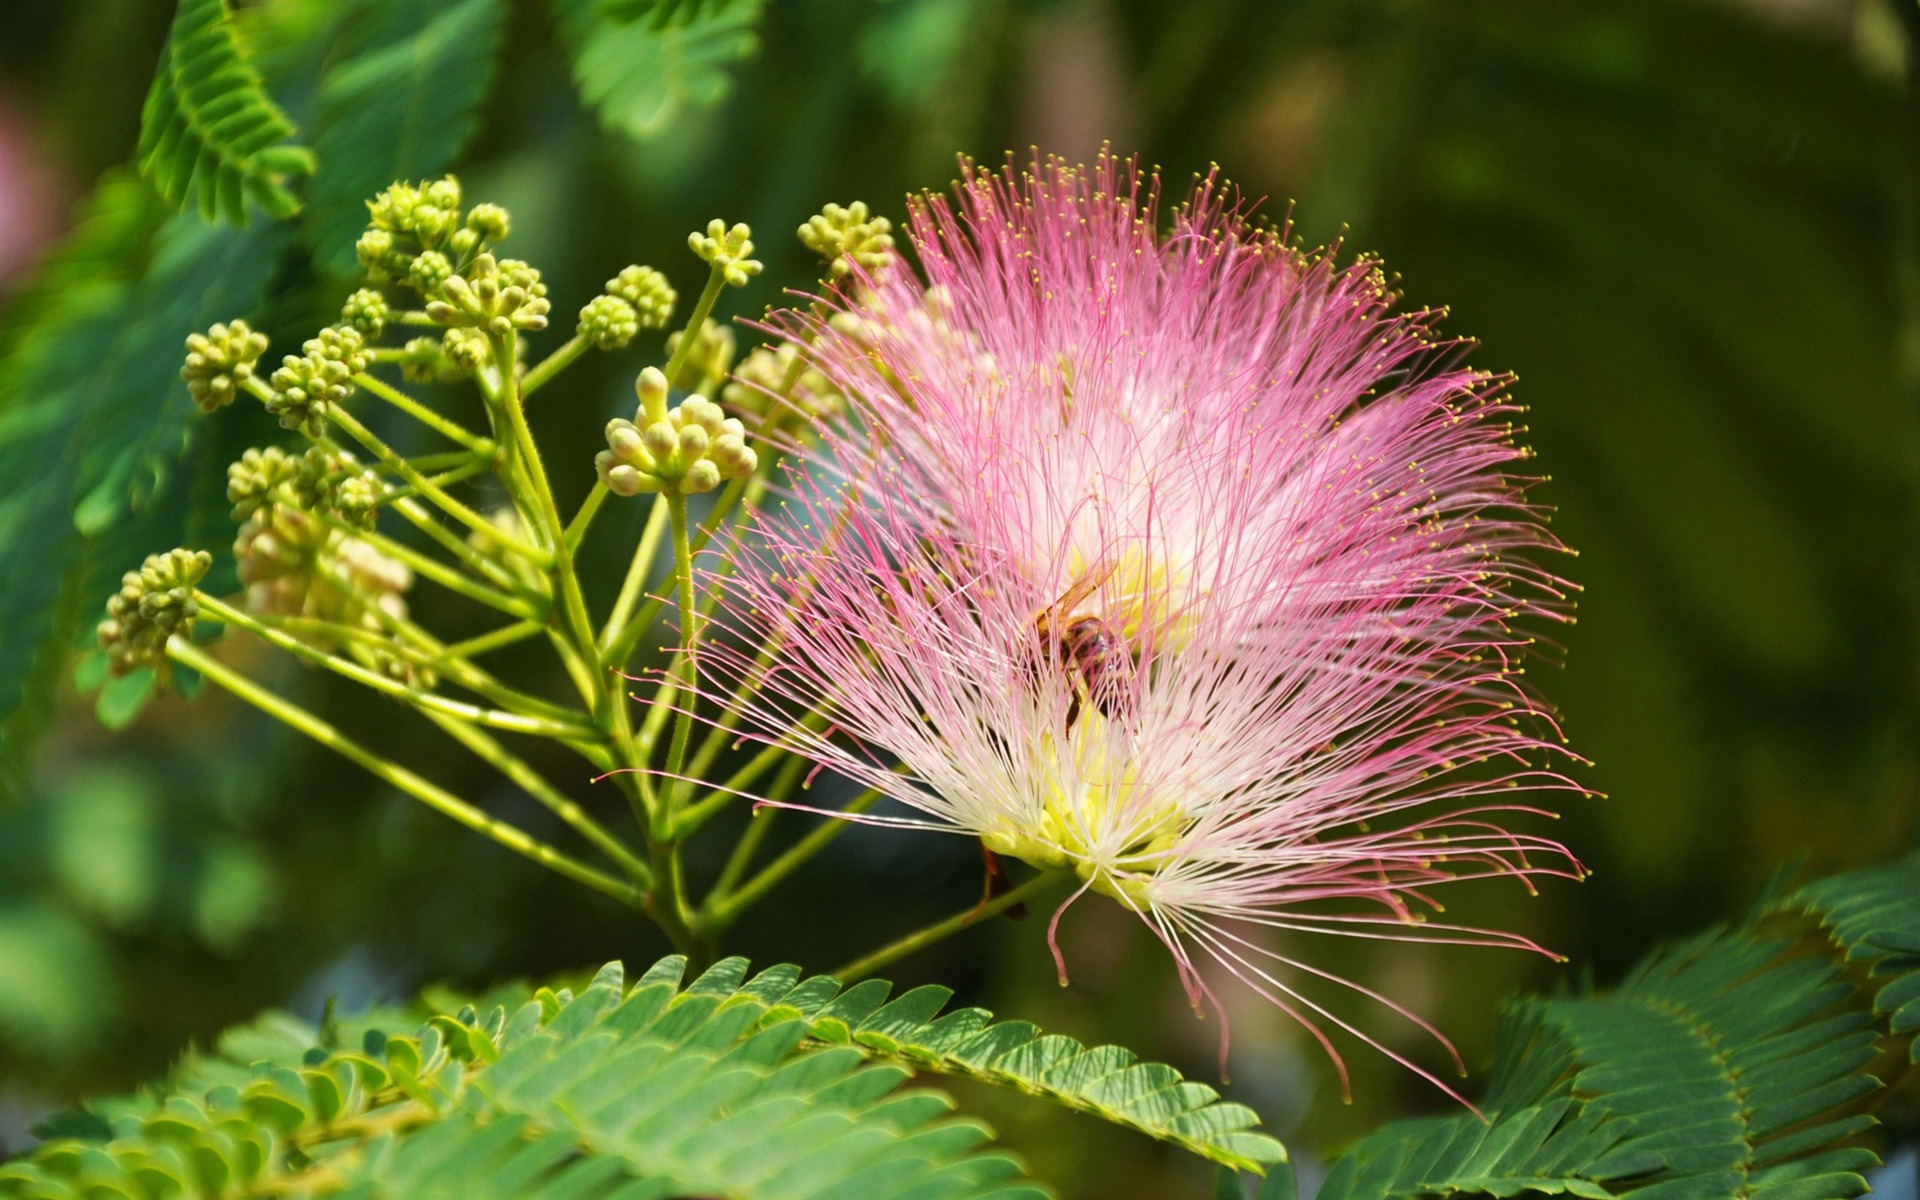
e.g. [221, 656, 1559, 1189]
[397, 336, 463, 384]
[689, 219, 763, 288]
[798, 201, 896, 279]
[606, 265, 676, 329]
[340, 288, 389, 337]
[228, 446, 379, 529]
[425, 254, 551, 336]
[181, 320, 270, 413]
[266, 325, 369, 436]
[664, 318, 736, 395]
[577, 294, 640, 350]
[596, 366, 756, 497]
[408, 251, 454, 294]
[355, 176, 510, 286]
[724, 342, 843, 423]
[97, 549, 211, 675]
[441, 328, 493, 371]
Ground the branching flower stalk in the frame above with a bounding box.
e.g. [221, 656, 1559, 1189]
[107, 177, 894, 960]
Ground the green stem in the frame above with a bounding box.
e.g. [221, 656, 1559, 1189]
[565, 482, 609, 553]
[599, 495, 668, 659]
[353, 372, 493, 454]
[491, 331, 606, 720]
[307, 508, 536, 619]
[421, 710, 651, 885]
[386, 495, 537, 600]
[330, 407, 547, 563]
[833, 872, 1073, 983]
[378, 457, 493, 505]
[520, 333, 589, 399]
[659, 491, 700, 817]
[710, 755, 804, 899]
[705, 787, 883, 928]
[664, 267, 728, 388]
[168, 639, 643, 907]
[446, 619, 545, 659]
[195, 592, 594, 742]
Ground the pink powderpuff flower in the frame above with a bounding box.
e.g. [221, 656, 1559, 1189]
[698, 152, 1586, 1101]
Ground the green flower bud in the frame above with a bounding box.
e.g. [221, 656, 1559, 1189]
[422, 175, 461, 212]
[606, 265, 676, 329]
[597, 390, 756, 497]
[664, 318, 736, 393]
[226, 446, 300, 521]
[688, 219, 763, 288]
[635, 365, 670, 425]
[265, 325, 368, 436]
[341, 288, 390, 337]
[356, 228, 398, 279]
[798, 201, 896, 279]
[408, 250, 453, 294]
[396, 336, 461, 384]
[466, 202, 510, 242]
[425, 253, 550, 333]
[182, 319, 271, 413]
[448, 228, 480, 259]
[441, 328, 491, 371]
[97, 548, 212, 676]
[578, 294, 640, 350]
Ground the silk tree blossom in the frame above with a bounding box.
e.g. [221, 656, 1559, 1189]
[699, 154, 1586, 1099]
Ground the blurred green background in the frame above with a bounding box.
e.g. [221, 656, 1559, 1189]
[0, 0, 1915, 1195]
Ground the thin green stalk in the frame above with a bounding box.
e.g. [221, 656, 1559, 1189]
[308, 508, 537, 619]
[447, 619, 545, 659]
[705, 787, 883, 928]
[664, 266, 728, 387]
[490, 331, 605, 717]
[832, 873, 1073, 983]
[304, 560, 582, 730]
[378, 456, 493, 505]
[565, 481, 609, 552]
[168, 639, 643, 907]
[387, 495, 537, 600]
[331, 407, 547, 563]
[674, 739, 787, 837]
[599, 495, 667, 658]
[520, 333, 588, 398]
[421, 710, 651, 885]
[659, 491, 700, 818]
[615, 465, 767, 654]
[353, 372, 494, 454]
[196, 592, 594, 742]
[710, 755, 805, 899]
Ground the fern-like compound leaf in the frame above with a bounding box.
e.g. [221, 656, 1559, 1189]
[1317, 853, 1920, 1199]
[557, 0, 765, 140]
[137, 0, 316, 225]
[305, 0, 507, 276]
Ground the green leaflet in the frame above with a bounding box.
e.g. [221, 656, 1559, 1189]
[305, 0, 508, 276]
[137, 0, 317, 225]
[557, 0, 766, 141]
[1316, 854, 1920, 1199]
[3, 960, 1048, 1200]
[770, 971, 1288, 1173]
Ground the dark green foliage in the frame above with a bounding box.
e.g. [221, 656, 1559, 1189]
[137, 0, 315, 224]
[1313, 854, 1920, 1199]
[0, 959, 1040, 1199]
[557, 0, 766, 140]
[0, 956, 1299, 1197]
[0, 177, 288, 802]
[305, 0, 507, 276]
